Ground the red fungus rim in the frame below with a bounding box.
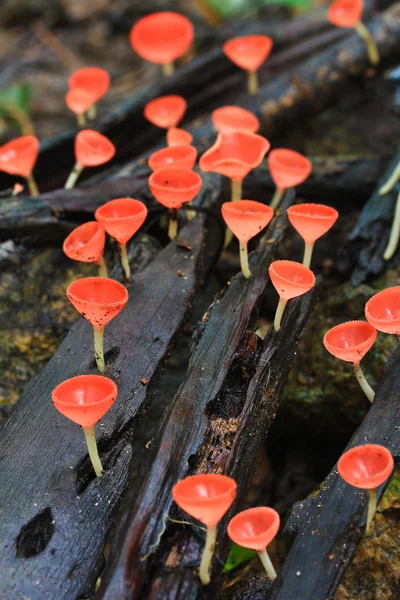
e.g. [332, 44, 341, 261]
[63, 221, 105, 257]
[199, 131, 271, 173]
[52, 374, 117, 408]
[95, 198, 148, 222]
[287, 203, 338, 221]
[149, 167, 202, 194]
[227, 506, 280, 549]
[67, 277, 128, 307]
[144, 95, 187, 129]
[75, 130, 116, 165]
[365, 287, 400, 330]
[172, 473, 237, 504]
[148, 145, 197, 170]
[323, 320, 377, 362]
[337, 444, 394, 489]
[269, 260, 316, 289]
[211, 106, 260, 134]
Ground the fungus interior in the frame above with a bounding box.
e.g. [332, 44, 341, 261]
[269, 260, 315, 332]
[148, 145, 197, 171]
[268, 149, 312, 210]
[65, 130, 116, 189]
[212, 106, 260, 134]
[144, 95, 187, 130]
[223, 35, 273, 95]
[365, 286, 400, 333]
[0, 135, 40, 196]
[63, 221, 107, 277]
[287, 203, 338, 267]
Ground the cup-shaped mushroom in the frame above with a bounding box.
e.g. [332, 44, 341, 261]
[221, 200, 274, 278]
[66, 89, 97, 127]
[212, 106, 260, 134]
[148, 145, 197, 171]
[52, 374, 117, 477]
[130, 12, 194, 75]
[287, 203, 339, 268]
[66, 277, 128, 373]
[269, 260, 315, 332]
[323, 321, 377, 402]
[338, 444, 394, 536]
[173, 474, 237, 585]
[68, 67, 110, 104]
[227, 507, 280, 580]
[65, 130, 116, 190]
[0, 135, 40, 196]
[144, 95, 187, 131]
[365, 287, 400, 334]
[268, 149, 312, 210]
[223, 35, 273, 95]
[167, 127, 193, 147]
[63, 221, 107, 276]
[95, 198, 148, 280]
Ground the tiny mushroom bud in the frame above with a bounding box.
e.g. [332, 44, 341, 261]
[268, 149, 312, 210]
[130, 12, 194, 76]
[172, 474, 237, 585]
[66, 277, 128, 373]
[52, 374, 117, 477]
[221, 200, 274, 278]
[63, 221, 108, 277]
[323, 321, 377, 403]
[365, 286, 400, 336]
[269, 260, 315, 331]
[144, 96, 187, 142]
[0, 135, 40, 196]
[95, 198, 148, 281]
[338, 444, 394, 536]
[68, 67, 110, 120]
[65, 129, 116, 190]
[227, 507, 280, 581]
[327, 0, 379, 66]
[167, 127, 193, 147]
[223, 35, 273, 96]
[148, 145, 197, 171]
[149, 166, 202, 239]
[65, 88, 96, 128]
[212, 106, 260, 134]
[287, 203, 339, 268]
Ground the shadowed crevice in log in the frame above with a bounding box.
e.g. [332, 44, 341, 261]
[15, 508, 54, 559]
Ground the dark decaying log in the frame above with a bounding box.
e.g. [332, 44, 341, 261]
[0, 175, 223, 600]
[97, 190, 318, 600]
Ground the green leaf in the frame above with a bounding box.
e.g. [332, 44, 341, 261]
[0, 84, 33, 117]
[224, 543, 256, 572]
[203, 0, 311, 18]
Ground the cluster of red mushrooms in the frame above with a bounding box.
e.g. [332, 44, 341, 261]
[0, 0, 396, 587]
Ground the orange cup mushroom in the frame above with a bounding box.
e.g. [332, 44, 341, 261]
[68, 67, 110, 121]
[167, 127, 193, 147]
[172, 474, 237, 585]
[338, 444, 394, 536]
[149, 166, 202, 239]
[95, 198, 148, 280]
[52, 374, 117, 477]
[268, 149, 312, 210]
[130, 12, 194, 76]
[269, 260, 315, 331]
[66, 277, 128, 373]
[365, 286, 400, 336]
[223, 35, 273, 95]
[327, 0, 379, 66]
[65, 129, 116, 190]
[212, 106, 260, 134]
[221, 200, 274, 278]
[323, 321, 377, 403]
[63, 221, 108, 277]
[287, 203, 339, 268]
[228, 507, 280, 580]
[66, 89, 97, 128]
[148, 145, 197, 172]
[144, 95, 187, 143]
[0, 135, 40, 196]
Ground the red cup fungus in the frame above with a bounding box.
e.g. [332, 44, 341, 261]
[66, 277, 128, 373]
[223, 35, 273, 95]
[65, 89, 97, 128]
[323, 321, 377, 402]
[167, 127, 193, 147]
[338, 444, 394, 536]
[65, 129, 116, 190]
[63, 221, 108, 277]
[365, 286, 400, 335]
[95, 198, 148, 280]
[269, 260, 315, 331]
[227, 507, 280, 580]
[172, 474, 237, 585]
[148, 145, 197, 172]
[0, 135, 40, 196]
[68, 67, 110, 120]
[144, 95, 187, 134]
[52, 374, 117, 477]
[268, 149, 312, 210]
[212, 106, 260, 134]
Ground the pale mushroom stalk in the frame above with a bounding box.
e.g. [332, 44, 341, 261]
[354, 22, 380, 66]
[82, 425, 103, 477]
[353, 362, 375, 403]
[274, 298, 288, 332]
[199, 525, 216, 585]
[94, 326, 105, 373]
[257, 549, 277, 580]
[119, 242, 131, 280]
[98, 257, 108, 278]
[240, 241, 251, 278]
[162, 62, 175, 76]
[365, 489, 377, 536]
[231, 179, 242, 203]
[248, 70, 258, 95]
[270, 187, 285, 210]
[383, 190, 400, 260]
[26, 174, 39, 197]
[303, 241, 315, 269]
[65, 162, 84, 189]
[379, 161, 400, 195]
[87, 104, 97, 120]
[77, 113, 86, 128]
[168, 210, 178, 240]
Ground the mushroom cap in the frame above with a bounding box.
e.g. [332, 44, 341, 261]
[221, 200, 274, 242]
[269, 260, 315, 300]
[52, 374, 117, 428]
[66, 277, 128, 329]
[148, 145, 197, 171]
[75, 129, 116, 167]
[95, 198, 148, 244]
[227, 507, 280, 551]
[144, 95, 187, 130]
[287, 203, 338, 243]
[323, 321, 377, 363]
[338, 444, 394, 490]
[223, 35, 273, 72]
[199, 131, 270, 182]
[268, 149, 312, 189]
[212, 106, 260, 134]
[68, 67, 110, 103]
[130, 11, 194, 65]
[327, 0, 363, 28]
[365, 286, 400, 334]
[149, 167, 202, 209]
[66, 88, 97, 116]
[172, 474, 237, 527]
[63, 221, 106, 263]
[167, 127, 193, 147]
[0, 135, 39, 178]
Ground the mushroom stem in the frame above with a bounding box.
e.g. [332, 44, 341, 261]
[274, 298, 288, 332]
[65, 162, 84, 189]
[94, 326, 105, 373]
[162, 62, 175, 76]
[98, 257, 108, 278]
[270, 187, 285, 210]
[231, 179, 242, 203]
[354, 21, 380, 65]
[26, 174, 39, 197]
[383, 190, 400, 261]
[240, 240, 251, 278]
[380, 161, 400, 195]
[119, 242, 131, 280]
[186, 202, 196, 221]
[248, 70, 258, 96]
[87, 104, 97, 120]
[199, 525, 216, 585]
[366, 488, 377, 536]
[353, 362, 375, 403]
[168, 210, 178, 240]
[77, 113, 86, 128]
[82, 425, 103, 477]
[303, 241, 315, 269]
[257, 548, 277, 581]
